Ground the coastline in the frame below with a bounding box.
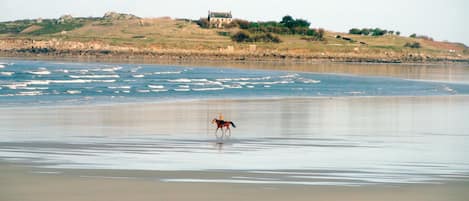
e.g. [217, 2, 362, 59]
[1, 50, 468, 65]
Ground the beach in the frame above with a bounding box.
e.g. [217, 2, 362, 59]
[2, 163, 469, 201]
[1, 59, 469, 200]
[1, 96, 469, 201]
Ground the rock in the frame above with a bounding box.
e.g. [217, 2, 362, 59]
[103, 12, 139, 20]
[57, 15, 73, 24]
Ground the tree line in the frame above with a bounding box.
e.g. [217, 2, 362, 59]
[348, 28, 400, 36]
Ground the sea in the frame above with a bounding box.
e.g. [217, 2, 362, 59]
[1, 59, 469, 186]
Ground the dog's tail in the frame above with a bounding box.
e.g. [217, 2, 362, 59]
[230, 122, 236, 128]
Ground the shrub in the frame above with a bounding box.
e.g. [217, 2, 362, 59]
[232, 31, 251, 42]
[231, 31, 281, 43]
[196, 18, 209, 28]
[230, 19, 250, 29]
[404, 42, 421, 48]
[410, 33, 417, 38]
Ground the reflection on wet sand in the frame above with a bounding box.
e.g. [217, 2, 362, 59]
[0, 96, 468, 185]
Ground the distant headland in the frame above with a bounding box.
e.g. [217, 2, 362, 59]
[0, 12, 468, 63]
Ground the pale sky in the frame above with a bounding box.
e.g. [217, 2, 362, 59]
[1, 0, 468, 45]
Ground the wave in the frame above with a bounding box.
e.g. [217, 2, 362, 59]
[69, 75, 120, 79]
[26, 70, 51, 75]
[0, 72, 14, 76]
[108, 86, 131, 89]
[132, 74, 145, 78]
[279, 74, 299, 78]
[151, 89, 168, 92]
[216, 76, 272, 82]
[178, 85, 190, 88]
[223, 84, 243, 89]
[174, 88, 190, 92]
[0, 64, 5, 68]
[168, 78, 192, 83]
[192, 87, 224, 91]
[137, 90, 150, 93]
[153, 71, 181, 75]
[148, 85, 165, 89]
[298, 78, 321, 84]
[18, 91, 44, 96]
[98, 66, 123, 72]
[2, 83, 28, 89]
[66, 90, 81, 94]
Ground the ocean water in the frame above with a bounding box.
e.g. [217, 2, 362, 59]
[0, 60, 468, 106]
[1, 59, 469, 186]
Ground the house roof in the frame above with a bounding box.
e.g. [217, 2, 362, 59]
[209, 11, 232, 18]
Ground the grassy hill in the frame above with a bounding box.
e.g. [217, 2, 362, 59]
[0, 13, 468, 63]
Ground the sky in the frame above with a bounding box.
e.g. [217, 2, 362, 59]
[1, 0, 468, 45]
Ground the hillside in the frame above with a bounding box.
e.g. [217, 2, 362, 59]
[0, 12, 468, 63]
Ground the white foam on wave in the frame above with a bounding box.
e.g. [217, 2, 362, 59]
[132, 74, 145, 78]
[50, 79, 116, 84]
[174, 88, 190, 92]
[299, 78, 321, 84]
[178, 85, 190, 88]
[2, 83, 28, 89]
[168, 78, 192, 83]
[69, 75, 120, 79]
[151, 89, 168, 92]
[99, 66, 122, 72]
[246, 85, 255, 88]
[192, 87, 224, 91]
[279, 74, 299, 78]
[137, 90, 150, 93]
[236, 80, 293, 85]
[108, 86, 131, 89]
[0, 72, 14, 76]
[0, 64, 5, 68]
[223, 84, 242, 89]
[66, 90, 81, 94]
[148, 85, 165, 89]
[26, 69, 51, 75]
[153, 71, 181, 75]
[18, 91, 44, 96]
[216, 76, 272, 82]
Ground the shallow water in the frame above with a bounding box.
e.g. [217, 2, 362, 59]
[0, 59, 469, 186]
[1, 60, 469, 106]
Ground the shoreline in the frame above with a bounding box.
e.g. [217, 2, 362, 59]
[1, 52, 469, 66]
[1, 94, 469, 110]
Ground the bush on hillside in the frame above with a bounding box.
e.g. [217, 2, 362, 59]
[404, 42, 421, 48]
[231, 31, 281, 43]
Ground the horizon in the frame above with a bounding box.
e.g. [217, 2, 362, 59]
[1, 0, 468, 45]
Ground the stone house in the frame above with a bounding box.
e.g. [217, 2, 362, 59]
[208, 11, 232, 28]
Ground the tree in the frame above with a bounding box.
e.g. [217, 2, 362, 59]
[396, 31, 401, 36]
[410, 33, 417, 38]
[349, 28, 362, 35]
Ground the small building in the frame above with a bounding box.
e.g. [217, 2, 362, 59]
[208, 11, 233, 28]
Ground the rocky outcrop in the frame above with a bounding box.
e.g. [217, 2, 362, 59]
[103, 12, 140, 20]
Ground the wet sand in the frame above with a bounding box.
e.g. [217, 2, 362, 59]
[1, 163, 469, 201]
[1, 96, 469, 200]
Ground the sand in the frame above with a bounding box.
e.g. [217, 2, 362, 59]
[1, 163, 469, 201]
[1, 96, 469, 201]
